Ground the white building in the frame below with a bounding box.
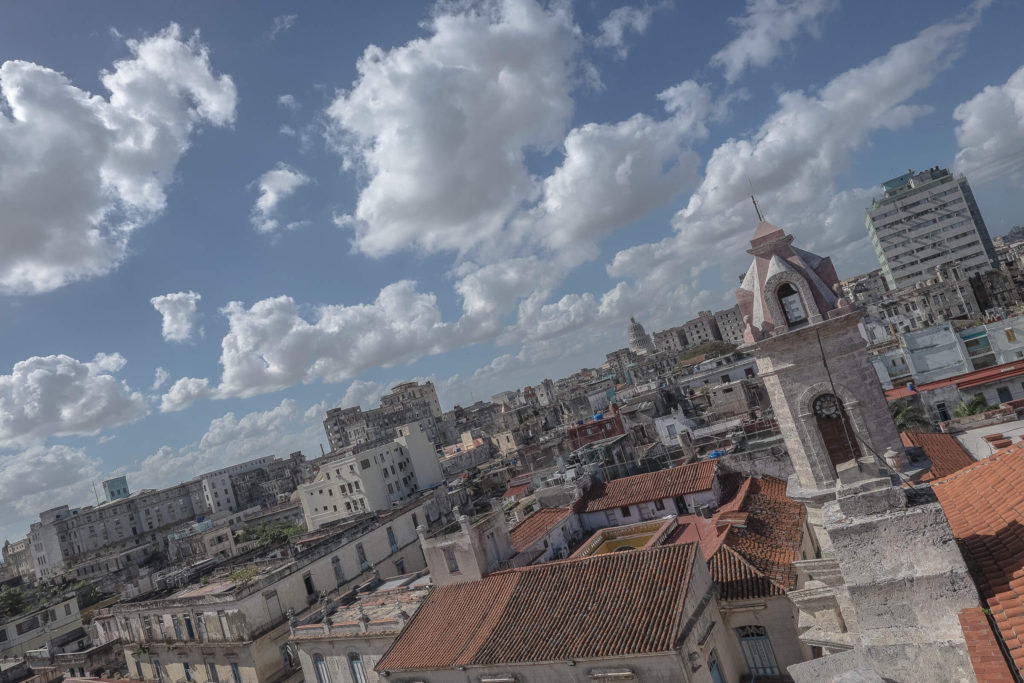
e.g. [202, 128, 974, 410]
[28, 506, 71, 580]
[866, 167, 997, 290]
[1, 595, 82, 658]
[301, 424, 443, 531]
[200, 456, 273, 514]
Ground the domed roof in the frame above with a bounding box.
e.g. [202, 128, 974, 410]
[627, 316, 655, 355]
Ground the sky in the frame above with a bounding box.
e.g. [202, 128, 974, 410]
[1, 0, 1023, 545]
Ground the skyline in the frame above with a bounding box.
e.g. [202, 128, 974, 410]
[2, 0, 1024, 544]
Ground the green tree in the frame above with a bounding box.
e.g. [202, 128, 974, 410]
[237, 521, 304, 547]
[889, 399, 931, 432]
[954, 395, 991, 418]
[0, 586, 25, 617]
[677, 341, 738, 366]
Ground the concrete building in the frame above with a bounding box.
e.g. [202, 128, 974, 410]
[1, 538, 33, 581]
[714, 305, 746, 344]
[300, 424, 443, 531]
[28, 507, 72, 580]
[626, 316, 656, 355]
[91, 502, 430, 683]
[323, 381, 443, 452]
[735, 218, 978, 681]
[866, 166, 997, 290]
[200, 456, 274, 514]
[0, 595, 82, 658]
[683, 310, 722, 346]
[651, 326, 687, 355]
[54, 480, 206, 584]
[102, 477, 130, 502]
[290, 573, 431, 683]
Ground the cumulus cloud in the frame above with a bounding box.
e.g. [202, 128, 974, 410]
[250, 163, 310, 233]
[278, 93, 299, 110]
[0, 353, 147, 447]
[0, 24, 236, 294]
[593, 5, 660, 59]
[269, 14, 298, 40]
[159, 281, 456, 410]
[328, 0, 580, 258]
[954, 64, 1024, 183]
[159, 376, 213, 412]
[711, 0, 838, 83]
[151, 290, 201, 342]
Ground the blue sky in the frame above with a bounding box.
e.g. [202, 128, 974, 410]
[1, 0, 1023, 544]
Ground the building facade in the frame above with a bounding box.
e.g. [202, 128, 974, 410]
[866, 167, 997, 290]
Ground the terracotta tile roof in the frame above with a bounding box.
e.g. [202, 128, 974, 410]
[933, 442, 1024, 674]
[575, 460, 717, 513]
[959, 607, 1017, 682]
[901, 431, 976, 482]
[668, 476, 805, 601]
[376, 543, 699, 672]
[508, 507, 569, 553]
[502, 483, 529, 499]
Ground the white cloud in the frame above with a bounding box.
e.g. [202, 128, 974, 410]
[159, 376, 213, 412]
[152, 367, 170, 391]
[250, 163, 310, 233]
[711, 0, 838, 83]
[159, 281, 457, 410]
[278, 93, 299, 110]
[151, 290, 202, 342]
[594, 5, 659, 59]
[0, 24, 236, 294]
[0, 353, 147, 447]
[198, 399, 297, 451]
[954, 64, 1024, 183]
[518, 80, 709, 254]
[327, 0, 581, 259]
[339, 379, 388, 411]
[269, 14, 298, 40]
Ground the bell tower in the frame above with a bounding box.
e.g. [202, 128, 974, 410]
[735, 219, 978, 682]
[735, 220, 904, 502]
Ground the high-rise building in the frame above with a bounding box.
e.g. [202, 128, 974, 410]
[865, 166, 997, 290]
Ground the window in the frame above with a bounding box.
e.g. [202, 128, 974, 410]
[444, 546, 460, 573]
[332, 556, 344, 584]
[360, 459, 371, 470]
[349, 654, 368, 683]
[394, 558, 405, 574]
[0, 629, 7, 642]
[229, 664, 241, 683]
[64, 604, 71, 616]
[356, 543, 369, 570]
[412, 513, 419, 528]
[620, 506, 632, 517]
[998, 386, 1013, 404]
[208, 664, 219, 683]
[183, 662, 192, 682]
[184, 615, 195, 640]
[153, 660, 163, 683]
[387, 527, 398, 553]
[312, 654, 331, 683]
[777, 282, 808, 326]
[654, 499, 665, 511]
[735, 625, 780, 677]
[303, 573, 315, 595]
[171, 616, 183, 640]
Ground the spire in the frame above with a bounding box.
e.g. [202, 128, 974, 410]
[751, 194, 764, 222]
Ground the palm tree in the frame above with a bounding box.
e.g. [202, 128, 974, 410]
[953, 395, 991, 418]
[890, 399, 931, 432]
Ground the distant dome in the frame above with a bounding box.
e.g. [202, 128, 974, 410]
[627, 316, 656, 355]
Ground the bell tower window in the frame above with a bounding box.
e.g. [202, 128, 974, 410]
[812, 393, 862, 470]
[777, 283, 808, 326]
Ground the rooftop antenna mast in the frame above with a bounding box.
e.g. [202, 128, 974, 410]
[747, 176, 765, 222]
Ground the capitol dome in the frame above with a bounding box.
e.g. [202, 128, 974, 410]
[627, 316, 656, 355]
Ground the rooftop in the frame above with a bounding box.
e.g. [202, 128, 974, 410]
[291, 572, 431, 641]
[932, 442, 1024, 673]
[376, 543, 699, 672]
[574, 460, 717, 514]
[884, 359, 1024, 401]
[901, 431, 977, 482]
[507, 508, 570, 553]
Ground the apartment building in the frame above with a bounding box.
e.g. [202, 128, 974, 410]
[866, 167, 997, 289]
[714, 304, 746, 344]
[201, 456, 274, 514]
[323, 381, 443, 452]
[300, 424, 443, 531]
[92, 503, 429, 683]
[682, 310, 722, 346]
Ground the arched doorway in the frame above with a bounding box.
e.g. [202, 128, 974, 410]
[812, 393, 862, 469]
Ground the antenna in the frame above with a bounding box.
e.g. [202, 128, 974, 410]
[750, 194, 764, 222]
[747, 176, 765, 222]
[92, 481, 101, 505]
